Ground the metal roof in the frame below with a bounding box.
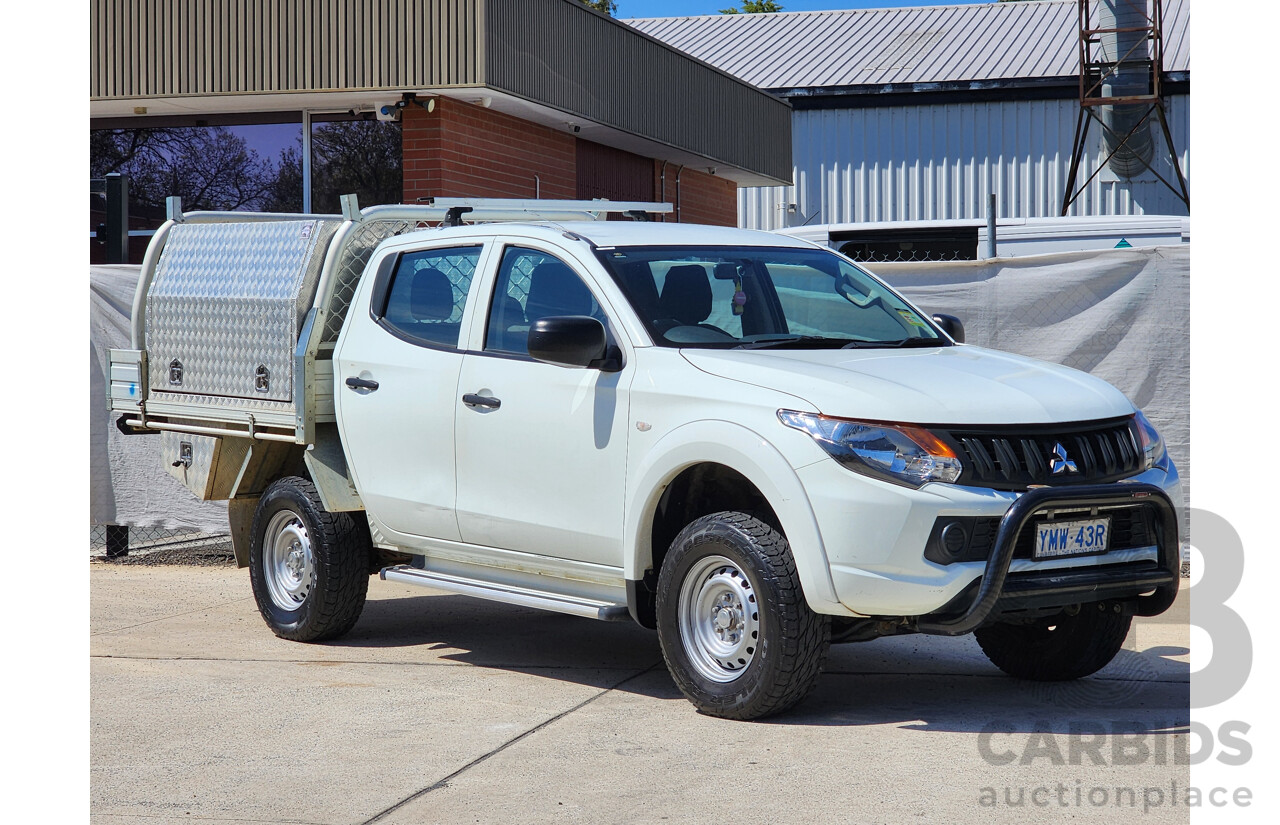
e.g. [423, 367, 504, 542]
[90, 0, 793, 185]
[627, 0, 1189, 92]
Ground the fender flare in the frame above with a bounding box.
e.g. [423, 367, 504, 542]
[623, 419, 844, 614]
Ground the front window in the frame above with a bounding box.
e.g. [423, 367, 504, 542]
[595, 245, 946, 349]
[485, 246, 609, 356]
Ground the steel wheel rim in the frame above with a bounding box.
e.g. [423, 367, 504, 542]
[263, 510, 314, 611]
[677, 554, 761, 683]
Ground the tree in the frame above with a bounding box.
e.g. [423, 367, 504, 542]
[720, 1, 784, 13]
[261, 121, 403, 213]
[578, 0, 616, 15]
[90, 127, 273, 212]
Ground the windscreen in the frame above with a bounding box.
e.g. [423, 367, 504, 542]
[595, 245, 947, 350]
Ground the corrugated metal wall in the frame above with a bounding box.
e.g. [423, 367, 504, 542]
[740, 94, 1190, 230]
[484, 0, 792, 184]
[90, 0, 483, 98]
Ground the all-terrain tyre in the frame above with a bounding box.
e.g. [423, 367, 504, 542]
[249, 476, 371, 642]
[656, 512, 830, 720]
[974, 604, 1132, 681]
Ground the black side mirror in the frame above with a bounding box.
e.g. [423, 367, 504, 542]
[931, 313, 965, 343]
[528, 316, 620, 371]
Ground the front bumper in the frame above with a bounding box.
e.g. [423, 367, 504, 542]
[797, 459, 1183, 619]
[914, 483, 1179, 635]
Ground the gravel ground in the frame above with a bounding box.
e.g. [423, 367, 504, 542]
[90, 535, 236, 567]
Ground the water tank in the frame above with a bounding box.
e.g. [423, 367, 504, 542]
[1097, 0, 1155, 178]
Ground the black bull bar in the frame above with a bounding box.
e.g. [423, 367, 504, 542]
[914, 483, 1180, 636]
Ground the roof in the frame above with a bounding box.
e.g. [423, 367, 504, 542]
[627, 0, 1189, 93]
[89, 0, 792, 186]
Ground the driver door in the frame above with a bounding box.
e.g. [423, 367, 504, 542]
[453, 243, 632, 567]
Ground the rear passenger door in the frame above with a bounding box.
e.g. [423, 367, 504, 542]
[334, 241, 488, 545]
[453, 243, 632, 568]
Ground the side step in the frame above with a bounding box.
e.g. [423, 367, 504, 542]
[380, 565, 631, 622]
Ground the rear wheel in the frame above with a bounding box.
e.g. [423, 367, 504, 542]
[974, 604, 1132, 681]
[656, 512, 829, 720]
[249, 476, 370, 642]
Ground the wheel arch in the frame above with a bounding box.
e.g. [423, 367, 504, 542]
[624, 420, 843, 623]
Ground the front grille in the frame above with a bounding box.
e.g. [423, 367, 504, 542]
[940, 417, 1144, 491]
[924, 503, 1157, 565]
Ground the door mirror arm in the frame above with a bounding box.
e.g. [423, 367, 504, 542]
[588, 344, 624, 373]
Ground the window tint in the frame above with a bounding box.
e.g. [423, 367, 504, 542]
[485, 247, 605, 356]
[380, 246, 481, 348]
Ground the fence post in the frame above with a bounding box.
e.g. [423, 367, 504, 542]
[986, 193, 997, 260]
[105, 524, 129, 559]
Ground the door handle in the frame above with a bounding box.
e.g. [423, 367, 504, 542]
[345, 376, 380, 391]
[462, 393, 501, 410]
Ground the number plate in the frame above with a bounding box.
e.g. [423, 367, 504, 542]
[1033, 517, 1111, 559]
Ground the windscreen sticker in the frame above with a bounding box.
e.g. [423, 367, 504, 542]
[897, 309, 928, 327]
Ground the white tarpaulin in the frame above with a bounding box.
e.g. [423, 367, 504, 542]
[873, 245, 1190, 506]
[90, 245, 1189, 534]
[90, 265, 229, 531]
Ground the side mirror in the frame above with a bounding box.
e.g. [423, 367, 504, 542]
[528, 316, 619, 370]
[931, 313, 965, 343]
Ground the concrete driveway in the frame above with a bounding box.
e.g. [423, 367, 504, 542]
[91, 562, 1190, 824]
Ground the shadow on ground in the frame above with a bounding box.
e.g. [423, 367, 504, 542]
[328, 590, 1189, 736]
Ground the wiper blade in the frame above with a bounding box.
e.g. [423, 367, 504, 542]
[734, 335, 851, 350]
[841, 337, 948, 349]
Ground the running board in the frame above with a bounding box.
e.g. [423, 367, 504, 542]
[379, 565, 631, 622]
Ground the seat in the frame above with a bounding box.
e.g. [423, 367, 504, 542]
[406, 266, 461, 346]
[525, 261, 596, 323]
[655, 265, 732, 342]
[410, 267, 455, 320]
[658, 265, 714, 326]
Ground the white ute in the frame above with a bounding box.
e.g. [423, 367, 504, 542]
[109, 196, 1183, 719]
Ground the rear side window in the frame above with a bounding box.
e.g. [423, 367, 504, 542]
[378, 246, 481, 349]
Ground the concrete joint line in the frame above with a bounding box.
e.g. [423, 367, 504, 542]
[89, 654, 651, 672]
[89, 598, 254, 637]
[360, 661, 663, 825]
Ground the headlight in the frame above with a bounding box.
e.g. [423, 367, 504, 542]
[778, 410, 962, 488]
[1134, 410, 1169, 471]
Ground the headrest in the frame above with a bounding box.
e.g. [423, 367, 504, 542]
[658, 265, 713, 325]
[410, 267, 454, 321]
[525, 261, 594, 320]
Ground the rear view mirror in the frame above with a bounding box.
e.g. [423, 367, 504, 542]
[528, 316, 619, 371]
[931, 313, 965, 343]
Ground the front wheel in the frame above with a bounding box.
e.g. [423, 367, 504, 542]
[249, 476, 371, 642]
[974, 603, 1132, 681]
[655, 512, 829, 720]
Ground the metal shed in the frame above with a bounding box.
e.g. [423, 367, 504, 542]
[630, 0, 1190, 230]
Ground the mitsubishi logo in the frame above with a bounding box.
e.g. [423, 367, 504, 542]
[1049, 442, 1078, 475]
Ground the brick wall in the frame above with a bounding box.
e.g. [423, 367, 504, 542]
[401, 96, 738, 226]
[651, 162, 738, 227]
[402, 97, 576, 203]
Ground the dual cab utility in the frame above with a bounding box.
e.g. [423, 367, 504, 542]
[110, 196, 1183, 720]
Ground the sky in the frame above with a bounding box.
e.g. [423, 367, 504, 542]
[617, 0, 986, 18]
